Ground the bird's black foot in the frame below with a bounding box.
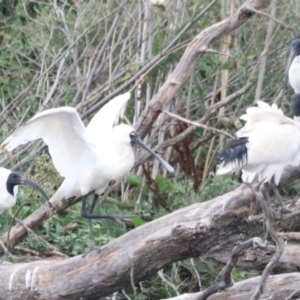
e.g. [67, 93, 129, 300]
[81, 211, 135, 230]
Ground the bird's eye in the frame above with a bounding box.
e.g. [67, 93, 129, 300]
[130, 132, 136, 137]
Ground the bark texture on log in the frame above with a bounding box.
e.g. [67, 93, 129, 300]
[0, 177, 299, 300]
[212, 273, 300, 300]
[207, 242, 300, 272]
[0, 186, 256, 300]
[164, 273, 300, 300]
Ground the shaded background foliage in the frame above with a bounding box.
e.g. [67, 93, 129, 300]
[0, 0, 300, 299]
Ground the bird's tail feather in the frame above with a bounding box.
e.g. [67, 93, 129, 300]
[216, 137, 248, 175]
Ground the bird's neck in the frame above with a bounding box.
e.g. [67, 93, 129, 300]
[6, 180, 15, 196]
[292, 94, 300, 119]
[99, 134, 133, 161]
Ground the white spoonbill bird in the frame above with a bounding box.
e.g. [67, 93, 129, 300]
[285, 39, 300, 93]
[216, 97, 300, 215]
[0, 167, 49, 259]
[0, 92, 174, 251]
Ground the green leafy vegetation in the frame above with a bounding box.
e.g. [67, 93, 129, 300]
[1, 0, 300, 298]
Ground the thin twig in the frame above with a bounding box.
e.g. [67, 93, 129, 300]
[282, 209, 300, 221]
[14, 246, 39, 256]
[122, 289, 132, 300]
[250, 188, 284, 300]
[158, 270, 180, 296]
[190, 258, 202, 290]
[198, 237, 267, 300]
[246, 7, 297, 33]
[163, 110, 233, 138]
[8, 212, 67, 258]
[135, 82, 251, 168]
[255, 0, 277, 100]
[285, 288, 300, 300]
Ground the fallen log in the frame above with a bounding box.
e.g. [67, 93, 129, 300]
[0, 179, 297, 300]
[163, 273, 300, 300]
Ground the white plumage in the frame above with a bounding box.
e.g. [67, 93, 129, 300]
[216, 100, 300, 185]
[285, 39, 300, 93]
[150, 0, 167, 6]
[288, 56, 300, 93]
[150, 0, 168, 11]
[0, 167, 18, 214]
[0, 92, 174, 253]
[0, 167, 49, 258]
[0, 92, 174, 203]
[0, 167, 49, 214]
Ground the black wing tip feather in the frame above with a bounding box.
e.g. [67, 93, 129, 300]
[217, 137, 248, 167]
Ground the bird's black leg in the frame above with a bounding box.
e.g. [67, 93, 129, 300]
[88, 194, 99, 248]
[81, 200, 131, 225]
[81, 194, 89, 217]
[81, 194, 133, 257]
[259, 183, 274, 239]
[81, 194, 100, 256]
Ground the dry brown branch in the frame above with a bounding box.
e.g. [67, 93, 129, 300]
[198, 237, 267, 300]
[163, 110, 233, 138]
[250, 188, 284, 300]
[247, 6, 297, 32]
[285, 288, 300, 300]
[1, 198, 82, 246]
[135, 0, 271, 138]
[81, 0, 218, 118]
[7, 213, 66, 257]
[207, 241, 300, 272]
[80, 4, 124, 104]
[255, 0, 277, 100]
[135, 82, 251, 167]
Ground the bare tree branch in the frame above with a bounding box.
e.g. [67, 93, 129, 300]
[135, 0, 271, 138]
[163, 110, 233, 138]
[199, 238, 267, 300]
[250, 188, 284, 300]
[247, 6, 297, 32]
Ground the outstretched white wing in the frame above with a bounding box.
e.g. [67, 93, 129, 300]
[0, 107, 97, 178]
[86, 92, 131, 143]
